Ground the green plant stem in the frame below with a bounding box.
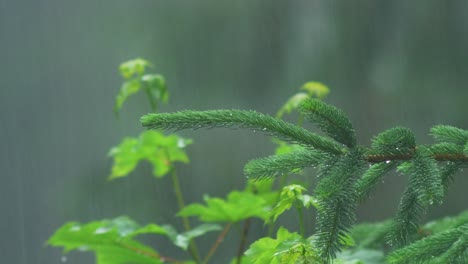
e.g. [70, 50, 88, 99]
[169, 166, 201, 263]
[203, 223, 232, 264]
[236, 218, 252, 264]
[296, 203, 305, 237]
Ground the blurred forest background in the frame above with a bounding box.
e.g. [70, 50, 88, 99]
[2, 1, 468, 263]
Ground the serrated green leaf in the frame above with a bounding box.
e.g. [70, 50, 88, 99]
[270, 185, 316, 223]
[114, 79, 141, 113]
[301, 82, 330, 99]
[297, 194, 318, 209]
[48, 217, 166, 264]
[177, 191, 271, 222]
[245, 179, 280, 208]
[120, 58, 152, 79]
[244, 227, 319, 264]
[141, 74, 168, 111]
[276, 92, 310, 118]
[161, 223, 221, 250]
[108, 130, 191, 179]
[115, 58, 168, 114]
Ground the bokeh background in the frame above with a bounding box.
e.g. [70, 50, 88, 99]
[2, 1, 468, 263]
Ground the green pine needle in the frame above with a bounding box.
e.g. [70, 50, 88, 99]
[440, 161, 463, 195]
[398, 148, 444, 206]
[355, 162, 397, 202]
[300, 98, 356, 148]
[387, 224, 468, 263]
[244, 149, 328, 179]
[388, 148, 445, 247]
[431, 125, 468, 145]
[141, 110, 344, 154]
[314, 149, 367, 262]
[387, 189, 425, 248]
[369, 127, 416, 157]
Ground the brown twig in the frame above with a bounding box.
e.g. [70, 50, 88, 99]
[236, 218, 252, 264]
[203, 223, 232, 264]
[366, 152, 468, 163]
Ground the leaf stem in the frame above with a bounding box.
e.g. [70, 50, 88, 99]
[236, 218, 252, 264]
[203, 223, 232, 264]
[169, 165, 201, 263]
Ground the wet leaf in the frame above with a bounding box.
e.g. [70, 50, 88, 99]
[48, 217, 166, 264]
[301, 82, 330, 99]
[178, 191, 271, 222]
[108, 130, 191, 179]
[119, 58, 152, 79]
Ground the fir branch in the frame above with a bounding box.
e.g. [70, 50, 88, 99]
[349, 220, 392, 249]
[431, 125, 468, 145]
[388, 149, 444, 247]
[440, 161, 463, 195]
[398, 148, 444, 205]
[387, 224, 468, 264]
[314, 149, 367, 262]
[300, 98, 356, 148]
[387, 189, 425, 248]
[355, 162, 397, 202]
[369, 127, 416, 156]
[244, 149, 328, 179]
[141, 110, 344, 154]
[365, 150, 468, 163]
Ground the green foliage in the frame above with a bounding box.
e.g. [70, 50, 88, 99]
[276, 81, 329, 119]
[388, 148, 444, 247]
[300, 98, 356, 147]
[159, 223, 222, 250]
[48, 217, 167, 264]
[244, 149, 326, 179]
[355, 162, 396, 202]
[300, 82, 330, 99]
[49, 58, 468, 264]
[269, 184, 317, 223]
[368, 127, 416, 157]
[243, 227, 320, 264]
[335, 249, 385, 264]
[115, 58, 168, 114]
[141, 110, 344, 154]
[431, 125, 468, 145]
[48, 217, 219, 263]
[348, 220, 392, 250]
[314, 149, 367, 262]
[108, 130, 191, 179]
[387, 223, 468, 263]
[178, 191, 272, 223]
